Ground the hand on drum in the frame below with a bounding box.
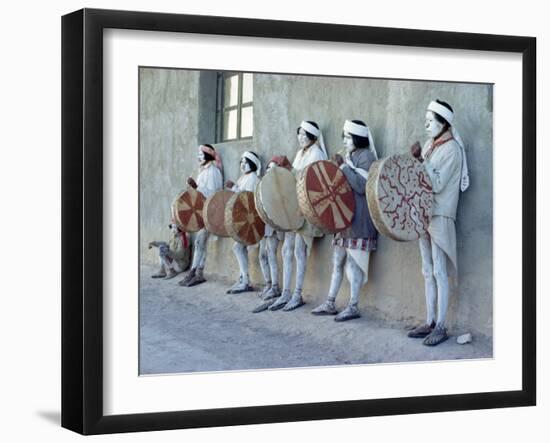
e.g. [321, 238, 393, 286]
[187, 177, 198, 189]
[331, 153, 344, 166]
[225, 180, 235, 189]
[410, 142, 422, 161]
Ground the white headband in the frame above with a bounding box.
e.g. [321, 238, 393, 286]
[242, 151, 261, 176]
[299, 120, 327, 158]
[343, 120, 378, 160]
[343, 120, 369, 138]
[300, 121, 320, 137]
[427, 101, 454, 125]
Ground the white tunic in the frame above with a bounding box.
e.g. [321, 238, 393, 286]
[421, 132, 463, 273]
[230, 172, 260, 193]
[196, 162, 223, 198]
[292, 143, 327, 171]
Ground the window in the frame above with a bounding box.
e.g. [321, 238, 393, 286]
[217, 72, 253, 141]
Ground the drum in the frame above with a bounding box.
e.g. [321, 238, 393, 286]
[296, 160, 355, 234]
[224, 191, 265, 245]
[366, 154, 433, 241]
[203, 190, 233, 237]
[254, 166, 304, 232]
[171, 187, 206, 233]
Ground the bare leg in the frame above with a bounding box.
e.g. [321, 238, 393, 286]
[182, 229, 208, 287]
[161, 256, 182, 279]
[151, 256, 167, 278]
[268, 233, 295, 310]
[228, 242, 253, 293]
[266, 235, 280, 290]
[192, 228, 209, 270]
[311, 246, 346, 315]
[258, 238, 271, 289]
[282, 234, 308, 311]
[419, 235, 437, 325]
[423, 241, 450, 346]
[334, 252, 368, 322]
[259, 235, 281, 300]
[408, 235, 437, 337]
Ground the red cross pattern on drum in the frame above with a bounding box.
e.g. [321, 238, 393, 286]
[366, 154, 433, 242]
[297, 160, 355, 234]
[224, 191, 265, 246]
[172, 187, 206, 233]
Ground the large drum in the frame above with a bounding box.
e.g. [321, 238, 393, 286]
[296, 160, 355, 234]
[254, 166, 304, 232]
[171, 187, 206, 233]
[224, 191, 265, 245]
[366, 154, 433, 241]
[203, 190, 233, 237]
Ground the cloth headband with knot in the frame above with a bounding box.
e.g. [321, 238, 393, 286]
[299, 120, 327, 158]
[199, 145, 223, 172]
[269, 155, 292, 170]
[242, 151, 261, 175]
[300, 121, 320, 137]
[427, 101, 454, 125]
[343, 120, 369, 138]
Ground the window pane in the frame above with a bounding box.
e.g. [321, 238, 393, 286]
[242, 73, 253, 103]
[223, 110, 238, 140]
[240, 106, 253, 138]
[224, 75, 239, 108]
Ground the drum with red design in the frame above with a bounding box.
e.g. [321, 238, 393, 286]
[254, 166, 304, 232]
[366, 154, 433, 241]
[224, 191, 265, 246]
[171, 187, 206, 233]
[296, 160, 355, 234]
[203, 190, 233, 237]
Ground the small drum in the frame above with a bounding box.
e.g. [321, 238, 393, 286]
[255, 166, 304, 232]
[224, 191, 265, 246]
[366, 154, 433, 241]
[171, 187, 206, 233]
[296, 160, 355, 234]
[203, 190, 233, 237]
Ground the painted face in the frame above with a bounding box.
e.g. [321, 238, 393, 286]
[425, 111, 445, 139]
[342, 131, 356, 154]
[170, 223, 179, 235]
[297, 128, 314, 149]
[240, 156, 251, 173]
[197, 149, 206, 165]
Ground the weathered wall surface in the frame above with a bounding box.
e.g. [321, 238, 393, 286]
[140, 68, 493, 337]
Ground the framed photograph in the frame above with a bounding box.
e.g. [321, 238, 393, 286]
[61, 8, 536, 435]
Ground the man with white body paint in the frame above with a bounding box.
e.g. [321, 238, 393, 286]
[311, 120, 378, 321]
[225, 151, 262, 294]
[178, 144, 223, 287]
[252, 156, 292, 313]
[149, 222, 191, 280]
[408, 100, 469, 346]
[267, 121, 328, 312]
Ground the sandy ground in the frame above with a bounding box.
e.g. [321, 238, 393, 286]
[139, 265, 492, 374]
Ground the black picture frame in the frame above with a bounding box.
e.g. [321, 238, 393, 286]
[61, 8, 536, 435]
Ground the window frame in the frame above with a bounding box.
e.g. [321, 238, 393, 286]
[217, 71, 253, 142]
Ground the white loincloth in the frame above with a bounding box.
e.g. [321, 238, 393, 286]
[427, 215, 457, 276]
[347, 248, 371, 286]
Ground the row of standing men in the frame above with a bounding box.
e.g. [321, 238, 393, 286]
[150, 100, 469, 346]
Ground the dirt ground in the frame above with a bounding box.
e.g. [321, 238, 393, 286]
[139, 265, 492, 374]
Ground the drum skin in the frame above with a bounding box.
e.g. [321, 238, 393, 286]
[366, 154, 433, 241]
[171, 187, 206, 233]
[224, 191, 265, 245]
[203, 190, 233, 237]
[296, 160, 355, 234]
[254, 166, 304, 232]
